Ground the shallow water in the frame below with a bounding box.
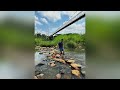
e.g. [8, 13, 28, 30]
[65, 52, 86, 67]
[34, 52, 46, 65]
[35, 51, 85, 67]
[35, 48, 86, 79]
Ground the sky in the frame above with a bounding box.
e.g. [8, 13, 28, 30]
[0, 11, 34, 23]
[35, 11, 85, 35]
[87, 11, 120, 20]
[0, 11, 120, 34]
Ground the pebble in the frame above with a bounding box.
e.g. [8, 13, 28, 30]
[35, 71, 40, 75]
[37, 73, 44, 78]
[70, 63, 81, 70]
[39, 52, 43, 54]
[71, 70, 80, 77]
[81, 71, 86, 74]
[50, 63, 56, 67]
[34, 76, 38, 79]
[40, 73, 44, 77]
[67, 60, 75, 63]
[56, 74, 61, 79]
[43, 59, 46, 61]
[56, 54, 60, 58]
[60, 69, 65, 74]
[50, 61, 55, 63]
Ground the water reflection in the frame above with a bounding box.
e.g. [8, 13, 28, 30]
[35, 51, 85, 66]
[35, 52, 46, 65]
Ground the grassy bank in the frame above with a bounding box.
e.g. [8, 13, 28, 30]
[35, 33, 85, 51]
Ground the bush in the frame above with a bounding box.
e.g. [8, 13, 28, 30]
[66, 40, 77, 49]
[35, 34, 85, 51]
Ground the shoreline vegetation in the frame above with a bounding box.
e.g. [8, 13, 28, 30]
[0, 19, 33, 51]
[35, 33, 85, 52]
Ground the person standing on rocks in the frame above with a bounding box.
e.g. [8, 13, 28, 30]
[58, 39, 64, 55]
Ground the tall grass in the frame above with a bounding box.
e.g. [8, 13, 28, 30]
[35, 33, 85, 50]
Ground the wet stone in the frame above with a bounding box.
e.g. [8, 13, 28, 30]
[36, 63, 45, 67]
[63, 74, 71, 79]
[71, 74, 81, 79]
[40, 65, 49, 71]
[37, 75, 45, 79]
[36, 65, 49, 73]
[59, 69, 65, 74]
[34, 76, 38, 79]
[39, 73, 44, 77]
[50, 63, 56, 67]
[57, 63, 72, 79]
[35, 47, 85, 79]
[56, 74, 61, 79]
[35, 66, 42, 72]
[39, 52, 43, 54]
[41, 66, 60, 79]
[35, 71, 40, 76]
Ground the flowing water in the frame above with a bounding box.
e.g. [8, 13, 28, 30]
[35, 48, 85, 79]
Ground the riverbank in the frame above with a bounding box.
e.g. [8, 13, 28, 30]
[35, 33, 85, 50]
[34, 46, 86, 79]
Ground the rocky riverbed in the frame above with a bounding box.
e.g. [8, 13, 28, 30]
[34, 46, 86, 79]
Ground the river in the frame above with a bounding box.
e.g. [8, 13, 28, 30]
[35, 51, 85, 67]
[35, 49, 86, 79]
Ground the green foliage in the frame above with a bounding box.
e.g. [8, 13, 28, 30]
[35, 33, 85, 50]
[0, 20, 33, 50]
[86, 16, 120, 56]
[66, 40, 77, 49]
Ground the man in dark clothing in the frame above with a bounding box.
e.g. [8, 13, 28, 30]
[58, 39, 64, 55]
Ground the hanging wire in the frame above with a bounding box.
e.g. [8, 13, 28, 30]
[63, 11, 83, 25]
[70, 11, 83, 20]
[52, 11, 85, 35]
[69, 11, 77, 19]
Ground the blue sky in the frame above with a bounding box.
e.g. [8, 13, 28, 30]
[0, 11, 34, 23]
[0, 11, 85, 34]
[35, 11, 85, 35]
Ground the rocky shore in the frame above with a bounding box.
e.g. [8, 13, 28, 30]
[34, 46, 85, 79]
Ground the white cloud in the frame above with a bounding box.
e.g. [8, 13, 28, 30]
[39, 11, 61, 22]
[63, 21, 68, 25]
[35, 15, 42, 26]
[49, 27, 58, 35]
[61, 11, 83, 19]
[35, 20, 42, 25]
[58, 23, 85, 34]
[61, 11, 76, 18]
[35, 29, 46, 35]
[40, 18, 48, 24]
[35, 11, 85, 35]
[81, 21, 85, 27]
[35, 16, 38, 21]
[38, 11, 82, 22]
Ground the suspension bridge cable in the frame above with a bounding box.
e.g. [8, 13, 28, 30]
[69, 11, 77, 19]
